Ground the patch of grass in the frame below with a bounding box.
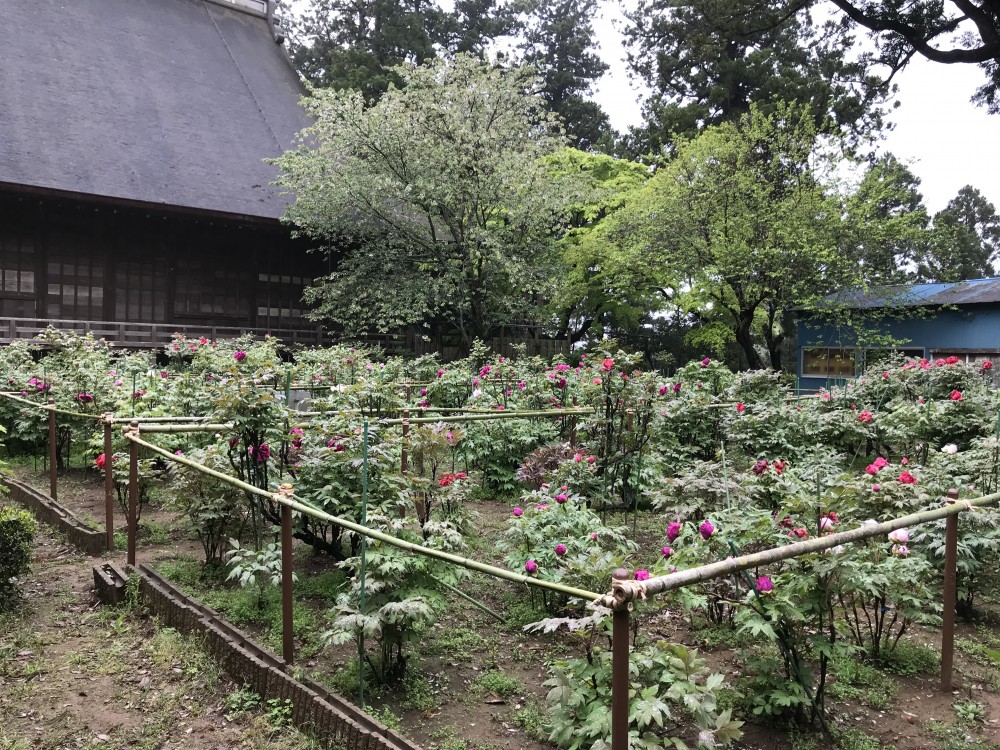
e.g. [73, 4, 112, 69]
[401, 669, 437, 711]
[832, 726, 895, 750]
[693, 623, 756, 650]
[470, 669, 520, 698]
[140, 519, 171, 545]
[510, 703, 547, 740]
[879, 640, 940, 676]
[927, 720, 995, 750]
[367, 705, 403, 732]
[424, 625, 489, 661]
[222, 685, 262, 721]
[500, 592, 549, 630]
[829, 658, 898, 710]
[428, 725, 470, 750]
[294, 570, 346, 604]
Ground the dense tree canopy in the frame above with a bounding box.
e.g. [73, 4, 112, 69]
[917, 185, 1000, 281]
[621, 0, 893, 153]
[518, 0, 611, 150]
[274, 55, 576, 350]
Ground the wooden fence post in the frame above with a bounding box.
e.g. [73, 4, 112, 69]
[941, 488, 960, 692]
[127, 421, 139, 567]
[104, 413, 114, 551]
[47, 397, 57, 500]
[280, 483, 295, 665]
[611, 568, 631, 750]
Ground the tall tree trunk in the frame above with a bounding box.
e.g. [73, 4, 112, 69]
[734, 313, 764, 370]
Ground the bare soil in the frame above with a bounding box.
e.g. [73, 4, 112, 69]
[6, 466, 1000, 750]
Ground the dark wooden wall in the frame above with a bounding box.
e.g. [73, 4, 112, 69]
[0, 189, 324, 331]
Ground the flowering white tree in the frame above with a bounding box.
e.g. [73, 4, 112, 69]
[274, 54, 578, 350]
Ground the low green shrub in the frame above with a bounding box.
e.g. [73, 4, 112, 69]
[0, 506, 37, 607]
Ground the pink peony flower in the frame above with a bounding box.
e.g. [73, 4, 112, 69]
[701, 358, 711, 367]
[573, 453, 582, 463]
[699, 520, 715, 540]
[667, 521, 681, 542]
[634, 569, 650, 581]
[601, 358, 614, 372]
[872, 484, 880, 491]
[892, 544, 910, 556]
[587, 455, 596, 464]
[950, 390, 963, 401]
[736, 402, 745, 413]
[755, 575, 774, 594]
[233, 351, 247, 362]
[858, 410, 874, 424]
[898, 471, 916, 485]
[661, 546, 673, 558]
[555, 543, 567, 557]
[888, 528, 909, 543]
[672, 382, 681, 393]
[512, 507, 523, 517]
[555, 493, 568, 504]
[525, 560, 538, 574]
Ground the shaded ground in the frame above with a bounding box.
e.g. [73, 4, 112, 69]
[6, 465, 1000, 750]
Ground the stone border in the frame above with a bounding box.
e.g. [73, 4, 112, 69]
[136, 564, 423, 750]
[1, 475, 106, 556]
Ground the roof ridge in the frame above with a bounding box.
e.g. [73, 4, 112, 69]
[202, 0, 267, 18]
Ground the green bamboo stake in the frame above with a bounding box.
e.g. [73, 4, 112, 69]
[358, 420, 369, 708]
[721, 442, 731, 511]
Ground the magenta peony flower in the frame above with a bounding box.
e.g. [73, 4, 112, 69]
[555, 543, 567, 557]
[755, 575, 775, 594]
[700, 357, 711, 367]
[512, 507, 523, 517]
[634, 569, 650, 581]
[525, 559, 538, 574]
[672, 382, 681, 393]
[872, 483, 881, 491]
[233, 351, 247, 362]
[699, 520, 715, 540]
[555, 493, 568, 504]
[667, 521, 681, 542]
[661, 546, 673, 558]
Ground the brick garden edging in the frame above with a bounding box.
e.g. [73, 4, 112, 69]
[136, 564, 423, 750]
[1, 475, 105, 555]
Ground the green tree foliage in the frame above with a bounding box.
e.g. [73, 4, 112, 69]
[518, 0, 611, 150]
[539, 148, 652, 344]
[841, 154, 931, 284]
[604, 104, 849, 370]
[274, 55, 575, 351]
[917, 185, 1000, 281]
[621, 0, 892, 153]
[288, 0, 444, 101]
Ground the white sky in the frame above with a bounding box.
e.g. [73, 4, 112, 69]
[588, 1, 1000, 215]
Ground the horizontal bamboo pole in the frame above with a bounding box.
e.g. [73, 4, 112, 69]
[379, 408, 593, 426]
[127, 431, 606, 603]
[0, 391, 103, 421]
[135, 423, 232, 433]
[109, 415, 211, 424]
[607, 491, 1000, 609]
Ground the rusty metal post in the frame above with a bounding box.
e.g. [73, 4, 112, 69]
[48, 397, 57, 500]
[127, 420, 139, 567]
[280, 483, 294, 665]
[942, 488, 960, 692]
[611, 568, 631, 750]
[104, 413, 114, 551]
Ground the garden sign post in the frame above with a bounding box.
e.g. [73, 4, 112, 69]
[48, 397, 56, 500]
[104, 413, 114, 551]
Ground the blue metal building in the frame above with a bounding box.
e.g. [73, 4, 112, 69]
[796, 278, 1000, 391]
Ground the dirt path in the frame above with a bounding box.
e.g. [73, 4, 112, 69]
[0, 498, 321, 750]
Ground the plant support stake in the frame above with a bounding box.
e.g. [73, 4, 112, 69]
[48, 397, 56, 500]
[358, 419, 369, 708]
[280, 484, 294, 665]
[104, 413, 114, 551]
